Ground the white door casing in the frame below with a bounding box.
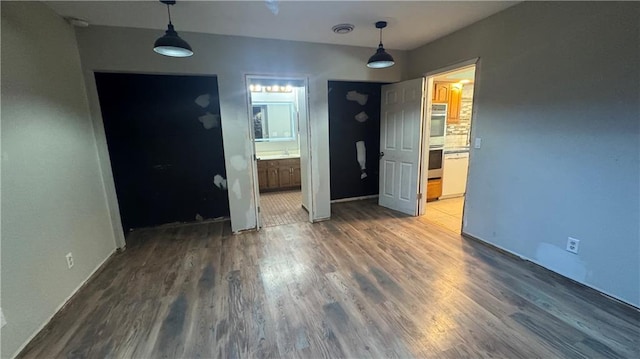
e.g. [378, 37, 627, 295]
[378, 78, 425, 216]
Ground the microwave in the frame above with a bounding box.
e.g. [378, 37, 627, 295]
[429, 103, 447, 147]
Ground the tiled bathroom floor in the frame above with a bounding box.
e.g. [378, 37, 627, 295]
[425, 196, 465, 233]
[260, 189, 308, 227]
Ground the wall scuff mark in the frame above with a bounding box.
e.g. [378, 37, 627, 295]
[231, 179, 242, 199]
[230, 155, 248, 171]
[355, 111, 369, 123]
[198, 112, 220, 129]
[194, 94, 211, 108]
[213, 174, 228, 190]
[356, 141, 367, 179]
[346, 90, 369, 105]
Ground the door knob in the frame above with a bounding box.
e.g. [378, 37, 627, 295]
[379, 152, 385, 159]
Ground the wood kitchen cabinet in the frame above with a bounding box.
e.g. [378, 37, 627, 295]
[433, 81, 461, 124]
[433, 82, 450, 103]
[447, 85, 462, 123]
[427, 178, 442, 201]
[257, 158, 301, 192]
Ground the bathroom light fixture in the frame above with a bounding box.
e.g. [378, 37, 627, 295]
[367, 21, 394, 69]
[153, 0, 193, 57]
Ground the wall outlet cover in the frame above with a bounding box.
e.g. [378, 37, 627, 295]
[474, 137, 482, 149]
[66, 252, 74, 269]
[566, 237, 580, 254]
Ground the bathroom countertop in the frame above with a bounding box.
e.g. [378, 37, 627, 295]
[257, 154, 301, 160]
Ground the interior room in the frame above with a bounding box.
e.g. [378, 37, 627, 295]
[248, 77, 308, 227]
[2, 1, 638, 358]
[424, 65, 476, 233]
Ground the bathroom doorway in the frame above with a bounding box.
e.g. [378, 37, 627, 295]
[246, 76, 312, 228]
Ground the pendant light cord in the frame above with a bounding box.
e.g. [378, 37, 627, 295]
[379, 28, 383, 46]
[166, 3, 172, 25]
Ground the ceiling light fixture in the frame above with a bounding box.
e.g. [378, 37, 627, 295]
[153, 0, 193, 58]
[367, 21, 394, 69]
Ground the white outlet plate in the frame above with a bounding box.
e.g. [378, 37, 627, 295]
[566, 237, 580, 254]
[474, 137, 482, 149]
[65, 252, 74, 269]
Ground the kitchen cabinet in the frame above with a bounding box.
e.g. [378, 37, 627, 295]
[442, 152, 469, 198]
[447, 85, 462, 123]
[433, 81, 461, 124]
[427, 178, 442, 201]
[433, 82, 450, 103]
[257, 158, 301, 192]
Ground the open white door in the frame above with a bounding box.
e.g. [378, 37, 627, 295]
[378, 78, 425, 215]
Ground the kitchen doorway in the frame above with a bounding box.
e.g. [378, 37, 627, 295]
[419, 63, 477, 234]
[246, 76, 313, 228]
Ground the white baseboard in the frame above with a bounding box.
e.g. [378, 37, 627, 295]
[331, 194, 379, 203]
[11, 249, 116, 358]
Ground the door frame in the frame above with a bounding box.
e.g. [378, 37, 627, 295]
[417, 58, 480, 217]
[244, 74, 314, 229]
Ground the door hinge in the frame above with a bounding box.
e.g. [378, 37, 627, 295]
[418, 193, 423, 200]
[258, 206, 261, 213]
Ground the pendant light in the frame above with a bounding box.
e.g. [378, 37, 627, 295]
[367, 21, 394, 69]
[153, 0, 193, 57]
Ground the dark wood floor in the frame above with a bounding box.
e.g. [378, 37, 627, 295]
[19, 200, 639, 358]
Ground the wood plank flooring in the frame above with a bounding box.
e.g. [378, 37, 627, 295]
[18, 200, 640, 358]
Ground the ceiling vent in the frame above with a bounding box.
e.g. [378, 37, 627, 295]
[332, 24, 355, 34]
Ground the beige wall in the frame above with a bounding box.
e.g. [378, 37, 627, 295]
[1, 2, 118, 357]
[73, 24, 406, 235]
[407, 1, 640, 306]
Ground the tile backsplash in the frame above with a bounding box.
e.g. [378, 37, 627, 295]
[446, 84, 473, 148]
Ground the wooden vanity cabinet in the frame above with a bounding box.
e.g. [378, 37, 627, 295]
[257, 158, 301, 192]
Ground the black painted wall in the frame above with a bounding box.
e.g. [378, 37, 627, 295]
[95, 73, 229, 232]
[328, 81, 386, 201]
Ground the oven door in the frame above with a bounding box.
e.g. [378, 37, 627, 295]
[430, 114, 446, 138]
[428, 148, 443, 179]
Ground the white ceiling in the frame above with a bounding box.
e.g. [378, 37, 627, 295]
[435, 66, 476, 82]
[47, 1, 519, 51]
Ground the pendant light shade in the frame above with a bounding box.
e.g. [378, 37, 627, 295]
[367, 21, 394, 69]
[153, 0, 193, 58]
[154, 24, 193, 57]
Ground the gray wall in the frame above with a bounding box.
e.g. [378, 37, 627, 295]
[0, 2, 118, 357]
[407, 1, 640, 306]
[73, 25, 406, 238]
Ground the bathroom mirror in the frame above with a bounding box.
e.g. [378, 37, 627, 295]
[253, 102, 296, 142]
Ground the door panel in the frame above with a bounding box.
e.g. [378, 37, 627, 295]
[378, 78, 425, 215]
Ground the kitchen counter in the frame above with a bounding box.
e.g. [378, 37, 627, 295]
[444, 147, 470, 154]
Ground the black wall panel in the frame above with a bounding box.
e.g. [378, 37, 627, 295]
[328, 81, 386, 201]
[95, 73, 229, 232]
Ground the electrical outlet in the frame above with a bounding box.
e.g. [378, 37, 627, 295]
[474, 137, 482, 149]
[65, 252, 74, 269]
[566, 237, 580, 254]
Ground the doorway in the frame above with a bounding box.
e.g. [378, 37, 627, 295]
[376, 60, 477, 234]
[422, 64, 476, 233]
[246, 76, 312, 228]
